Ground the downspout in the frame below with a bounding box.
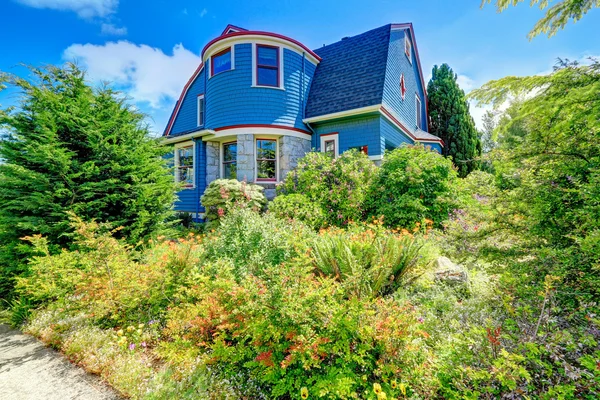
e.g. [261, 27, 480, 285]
[302, 52, 317, 148]
[196, 65, 209, 223]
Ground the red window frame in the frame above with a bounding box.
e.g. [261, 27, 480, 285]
[256, 44, 280, 87]
[211, 47, 231, 77]
[255, 138, 277, 181]
[222, 141, 237, 179]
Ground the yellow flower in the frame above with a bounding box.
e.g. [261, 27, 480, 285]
[390, 380, 397, 389]
[399, 383, 406, 396]
[127, 326, 135, 332]
[300, 387, 309, 399]
[373, 383, 382, 394]
[377, 392, 387, 400]
[138, 323, 144, 329]
[117, 329, 124, 336]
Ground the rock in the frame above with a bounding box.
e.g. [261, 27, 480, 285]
[434, 256, 469, 285]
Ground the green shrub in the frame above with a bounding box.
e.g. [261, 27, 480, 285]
[268, 193, 325, 229]
[311, 222, 426, 297]
[200, 179, 266, 224]
[202, 207, 313, 280]
[278, 150, 377, 227]
[366, 145, 459, 228]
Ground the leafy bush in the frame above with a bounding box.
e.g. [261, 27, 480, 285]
[202, 207, 313, 280]
[365, 145, 459, 228]
[268, 193, 325, 229]
[278, 150, 377, 227]
[200, 179, 266, 224]
[311, 221, 427, 297]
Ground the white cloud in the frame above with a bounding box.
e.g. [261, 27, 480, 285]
[100, 23, 127, 36]
[15, 0, 118, 19]
[199, 8, 207, 17]
[63, 41, 201, 109]
[456, 74, 475, 93]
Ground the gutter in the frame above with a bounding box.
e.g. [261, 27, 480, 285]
[162, 129, 215, 144]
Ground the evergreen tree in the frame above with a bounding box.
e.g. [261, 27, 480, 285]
[0, 64, 178, 297]
[427, 64, 482, 177]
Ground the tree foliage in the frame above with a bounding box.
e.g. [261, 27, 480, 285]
[0, 64, 177, 298]
[482, 0, 600, 39]
[427, 63, 482, 177]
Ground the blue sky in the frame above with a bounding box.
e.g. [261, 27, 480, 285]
[1, 0, 599, 134]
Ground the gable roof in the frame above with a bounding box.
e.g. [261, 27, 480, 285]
[305, 24, 391, 119]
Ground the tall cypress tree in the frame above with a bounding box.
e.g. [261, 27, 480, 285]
[427, 64, 482, 177]
[0, 64, 178, 297]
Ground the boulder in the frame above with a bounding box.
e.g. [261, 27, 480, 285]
[434, 256, 469, 285]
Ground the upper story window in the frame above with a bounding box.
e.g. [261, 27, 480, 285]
[256, 45, 280, 87]
[222, 141, 237, 179]
[211, 47, 232, 76]
[256, 139, 277, 181]
[415, 94, 422, 129]
[405, 34, 412, 64]
[175, 143, 194, 188]
[197, 94, 205, 127]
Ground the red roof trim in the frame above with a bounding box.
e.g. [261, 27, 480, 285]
[214, 124, 312, 135]
[221, 24, 248, 35]
[391, 23, 429, 131]
[380, 106, 443, 146]
[164, 62, 204, 136]
[202, 31, 322, 62]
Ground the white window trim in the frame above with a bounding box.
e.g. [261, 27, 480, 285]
[254, 136, 279, 182]
[320, 133, 339, 158]
[251, 43, 285, 90]
[405, 34, 412, 64]
[415, 94, 422, 129]
[208, 45, 235, 79]
[220, 140, 238, 180]
[197, 94, 205, 127]
[174, 140, 196, 189]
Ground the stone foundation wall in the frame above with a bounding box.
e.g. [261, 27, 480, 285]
[206, 141, 220, 185]
[279, 135, 311, 181]
[236, 134, 255, 182]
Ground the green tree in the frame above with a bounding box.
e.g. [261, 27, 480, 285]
[482, 0, 600, 39]
[0, 64, 177, 298]
[427, 64, 482, 177]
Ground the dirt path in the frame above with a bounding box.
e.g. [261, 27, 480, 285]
[0, 324, 121, 400]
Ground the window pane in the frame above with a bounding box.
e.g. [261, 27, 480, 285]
[257, 46, 278, 67]
[223, 142, 237, 162]
[257, 160, 276, 180]
[198, 97, 205, 126]
[223, 162, 237, 179]
[179, 167, 194, 187]
[324, 140, 335, 155]
[212, 49, 231, 75]
[178, 146, 194, 167]
[257, 139, 276, 159]
[257, 67, 278, 87]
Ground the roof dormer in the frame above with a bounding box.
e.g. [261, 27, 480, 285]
[221, 24, 248, 35]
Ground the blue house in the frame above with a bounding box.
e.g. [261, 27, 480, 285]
[163, 23, 443, 218]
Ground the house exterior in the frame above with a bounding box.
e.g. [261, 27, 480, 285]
[163, 23, 443, 219]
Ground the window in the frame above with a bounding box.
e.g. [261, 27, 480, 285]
[197, 95, 205, 126]
[256, 45, 279, 87]
[415, 95, 422, 129]
[256, 139, 277, 181]
[211, 48, 232, 76]
[404, 34, 412, 64]
[320, 133, 339, 158]
[175, 143, 194, 188]
[222, 142, 237, 179]
[350, 145, 368, 155]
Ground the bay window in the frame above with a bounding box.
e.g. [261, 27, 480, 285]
[256, 45, 280, 87]
[256, 138, 277, 181]
[222, 142, 237, 179]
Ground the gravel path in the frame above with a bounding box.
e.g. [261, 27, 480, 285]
[0, 324, 121, 400]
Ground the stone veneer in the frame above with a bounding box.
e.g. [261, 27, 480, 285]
[279, 135, 312, 181]
[206, 141, 220, 185]
[236, 134, 255, 182]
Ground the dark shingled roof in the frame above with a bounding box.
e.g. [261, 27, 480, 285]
[305, 24, 391, 119]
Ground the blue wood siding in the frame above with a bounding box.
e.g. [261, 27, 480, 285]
[206, 44, 316, 130]
[174, 140, 207, 213]
[382, 29, 428, 132]
[171, 68, 206, 136]
[312, 116, 381, 156]
[379, 115, 414, 154]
